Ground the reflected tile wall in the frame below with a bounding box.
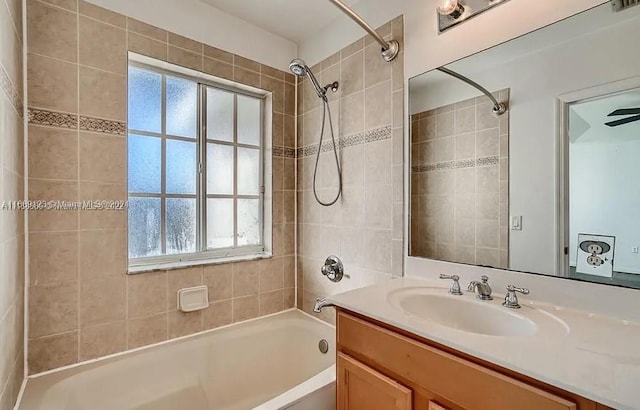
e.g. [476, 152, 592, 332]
[410, 90, 509, 269]
[26, 0, 295, 373]
[296, 17, 405, 324]
[0, 0, 25, 408]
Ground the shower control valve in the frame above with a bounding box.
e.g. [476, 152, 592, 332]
[321, 255, 345, 283]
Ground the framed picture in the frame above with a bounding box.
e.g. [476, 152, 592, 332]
[576, 234, 615, 278]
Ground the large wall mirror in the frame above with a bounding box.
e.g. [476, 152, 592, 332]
[409, 3, 640, 289]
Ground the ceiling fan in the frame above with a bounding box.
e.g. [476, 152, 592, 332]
[605, 108, 640, 127]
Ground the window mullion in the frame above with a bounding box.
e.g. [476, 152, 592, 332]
[233, 93, 238, 249]
[199, 85, 207, 253]
[161, 74, 167, 255]
[259, 98, 265, 250]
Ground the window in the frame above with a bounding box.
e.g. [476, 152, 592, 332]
[127, 62, 265, 268]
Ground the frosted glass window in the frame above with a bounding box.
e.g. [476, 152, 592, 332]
[237, 199, 260, 246]
[128, 67, 161, 133]
[207, 199, 234, 249]
[166, 198, 197, 254]
[127, 61, 264, 265]
[128, 134, 161, 194]
[128, 198, 162, 258]
[166, 139, 197, 194]
[238, 95, 261, 146]
[237, 147, 260, 195]
[207, 88, 234, 142]
[166, 76, 197, 138]
[207, 143, 234, 195]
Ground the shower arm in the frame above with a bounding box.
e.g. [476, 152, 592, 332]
[436, 67, 507, 116]
[327, 0, 400, 62]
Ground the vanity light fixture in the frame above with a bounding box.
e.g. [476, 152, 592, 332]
[437, 0, 465, 19]
[438, 0, 511, 33]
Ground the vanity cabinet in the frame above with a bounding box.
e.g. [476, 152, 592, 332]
[336, 309, 614, 410]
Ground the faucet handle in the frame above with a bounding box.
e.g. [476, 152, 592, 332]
[503, 285, 530, 309]
[481, 275, 489, 283]
[321, 255, 344, 283]
[507, 285, 529, 294]
[439, 274, 463, 295]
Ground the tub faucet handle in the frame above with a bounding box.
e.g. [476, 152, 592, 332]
[439, 274, 463, 295]
[321, 255, 344, 283]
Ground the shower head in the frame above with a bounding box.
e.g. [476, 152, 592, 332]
[289, 58, 326, 101]
[289, 59, 307, 77]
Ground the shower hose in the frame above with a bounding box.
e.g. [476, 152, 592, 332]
[312, 97, 343, 206]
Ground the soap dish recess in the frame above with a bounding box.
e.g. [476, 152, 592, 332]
[177, 285, 209, 312]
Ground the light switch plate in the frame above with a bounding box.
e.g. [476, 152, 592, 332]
[511, 216, 522, 231]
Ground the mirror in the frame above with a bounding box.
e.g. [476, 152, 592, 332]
[409, 3, 640, 289]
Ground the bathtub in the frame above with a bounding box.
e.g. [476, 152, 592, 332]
[19, 309, 336, 410]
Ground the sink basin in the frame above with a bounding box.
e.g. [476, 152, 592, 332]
[387, 287, 541, 337]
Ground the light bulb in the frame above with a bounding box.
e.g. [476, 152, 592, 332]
[437, 0, 457, 15]
[437, 0, 464, 18]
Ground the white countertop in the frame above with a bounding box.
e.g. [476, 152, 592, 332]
[327, 277, 640, 410]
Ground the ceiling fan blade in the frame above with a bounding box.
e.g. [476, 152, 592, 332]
[608, 108, 640, 116]
[605, 114, 640, 127]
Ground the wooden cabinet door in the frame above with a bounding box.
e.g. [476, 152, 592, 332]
[337, 352, 412, 410]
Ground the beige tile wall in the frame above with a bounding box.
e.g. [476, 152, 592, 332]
[0, 0, 25, 408]
[296, 17, 404, 323]
[410, 90, 509, 269]
[26, 0, 296, 373]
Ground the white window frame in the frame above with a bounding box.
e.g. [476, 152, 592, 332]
[127, 57, 271, 273]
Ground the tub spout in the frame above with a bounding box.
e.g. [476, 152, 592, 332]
[313, 297, 335, 313]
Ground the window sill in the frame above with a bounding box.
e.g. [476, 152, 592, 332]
[127, 252, 273, 274]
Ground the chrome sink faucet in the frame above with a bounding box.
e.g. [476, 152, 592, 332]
[467, 275, 493, 300]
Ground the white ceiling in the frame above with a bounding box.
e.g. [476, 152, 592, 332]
[199, 0, 359, 44]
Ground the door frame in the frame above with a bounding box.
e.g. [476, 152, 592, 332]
[556, 76, 640, 277]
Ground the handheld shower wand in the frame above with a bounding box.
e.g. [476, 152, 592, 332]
[289, 59, 342, 206]
[289, 59, 337, 101]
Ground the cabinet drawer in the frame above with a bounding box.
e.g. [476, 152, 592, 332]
[337, 311, 577, 410]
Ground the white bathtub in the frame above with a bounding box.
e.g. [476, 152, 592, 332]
[19, 310, 336, 410]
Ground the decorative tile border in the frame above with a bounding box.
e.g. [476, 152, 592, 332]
[273, 146, 296, 159]
[365, 126, 393, 143]
[340, 132, 365, 149]
[29, 108, 127, 136]
[297, 125, 392, 158]
[477, 156, 500, 167]
[412, 164, 436, 173]
[79, 116, 126, 135]
[0, 65, 23, 118]
[28, 108, 78, 129]
[456, 159, 476, 169]
[27, 112, 391, 153]
[411, 156, 502, 173]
